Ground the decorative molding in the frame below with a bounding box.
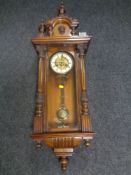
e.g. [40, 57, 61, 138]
[35, 45, 47, 58]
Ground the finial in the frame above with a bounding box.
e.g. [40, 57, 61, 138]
[58, 1, 65, 16]
[38, 21, 45, 37]
[59, 156, 68, 171]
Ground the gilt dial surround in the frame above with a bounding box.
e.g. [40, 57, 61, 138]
[50, 51, 74, 74]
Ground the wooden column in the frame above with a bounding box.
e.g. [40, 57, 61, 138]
[78, 44, 92, 132]
[33, 45, 47, 134]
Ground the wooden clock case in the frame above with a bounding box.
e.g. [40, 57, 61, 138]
[31, 2, 94, 171]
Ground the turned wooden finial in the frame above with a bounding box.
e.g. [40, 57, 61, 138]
[84, 139, 91, 147]
[36, 141, 42, 150]
[59, 156, 68, 171]
[58, 1, 65, 16]
[38, 21, 45, 37]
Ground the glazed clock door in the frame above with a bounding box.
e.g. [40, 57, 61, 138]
[46, 49, 81, 132]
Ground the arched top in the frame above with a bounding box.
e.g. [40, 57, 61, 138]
[38, 2, 79, 37]
[32, 2, 92, 46]
[47, 16, 75, 29]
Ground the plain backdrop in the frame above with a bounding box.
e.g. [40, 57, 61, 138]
[0, 0, 131, 175]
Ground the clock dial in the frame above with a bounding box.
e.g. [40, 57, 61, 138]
[50, 51, 73, 74]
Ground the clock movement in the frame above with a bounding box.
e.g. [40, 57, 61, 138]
[31, 2, 94, 171]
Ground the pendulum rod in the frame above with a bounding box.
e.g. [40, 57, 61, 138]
[59, 79, 65, 107]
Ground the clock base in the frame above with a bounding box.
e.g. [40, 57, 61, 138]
[31, 132, 94, 171]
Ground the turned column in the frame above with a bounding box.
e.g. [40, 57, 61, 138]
[33, 45, 47, 135]
[78, 44, 92, 132]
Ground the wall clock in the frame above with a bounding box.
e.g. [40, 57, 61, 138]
[31, 2, 94, 171]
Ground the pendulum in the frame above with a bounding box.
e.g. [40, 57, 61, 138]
[57, 76, 69, 128]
